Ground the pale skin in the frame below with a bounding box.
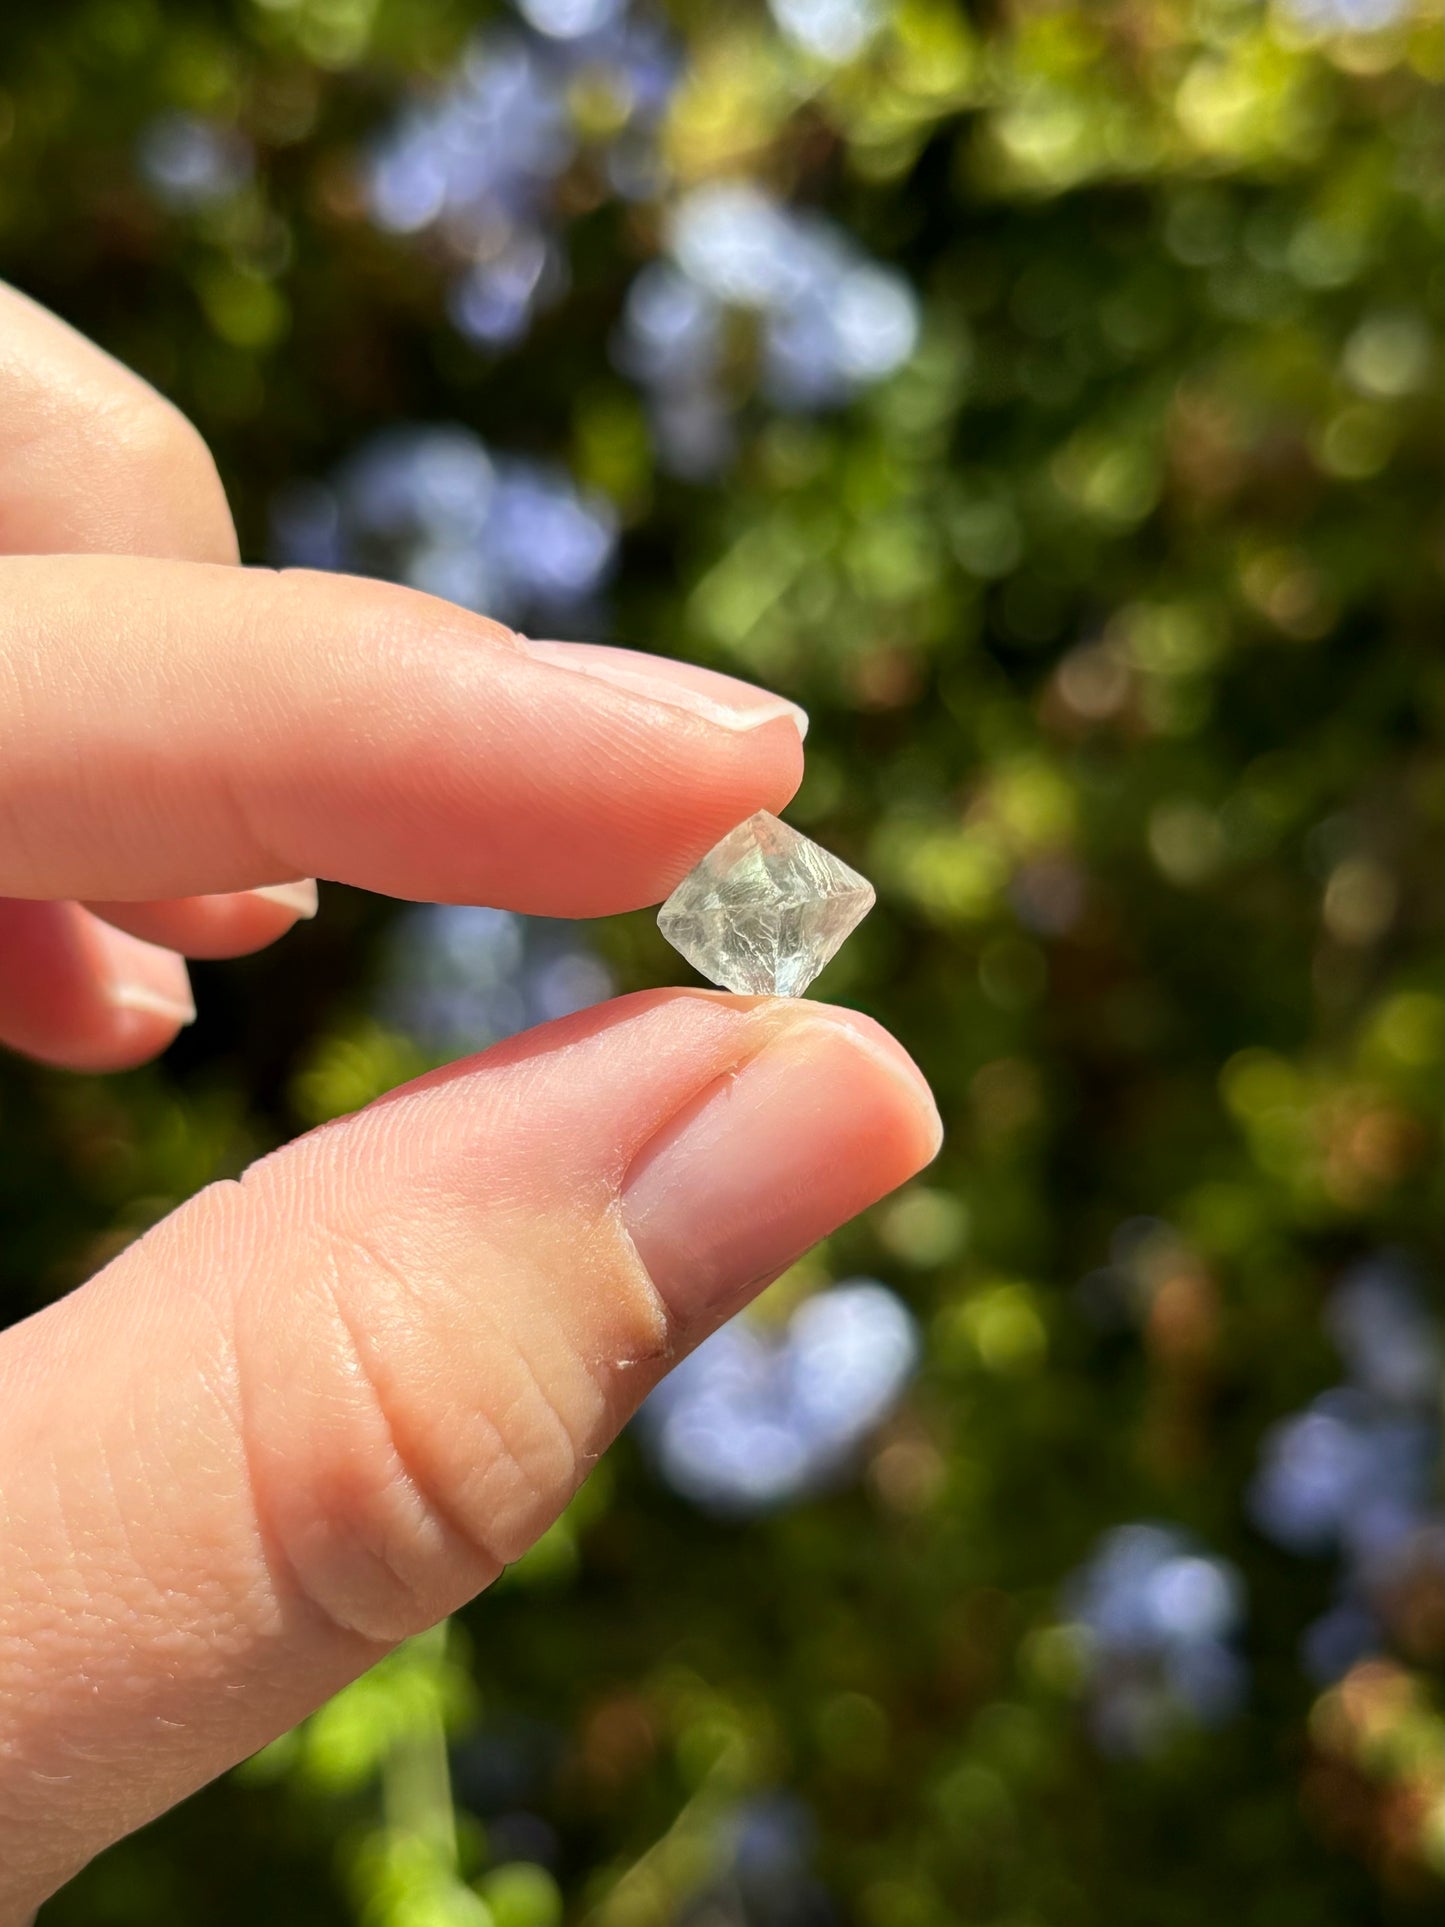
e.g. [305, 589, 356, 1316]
[0, 284, 941, 1919]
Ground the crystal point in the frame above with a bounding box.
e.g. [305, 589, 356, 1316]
[657, 810, 875, 997]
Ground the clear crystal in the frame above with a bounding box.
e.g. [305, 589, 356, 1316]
[657, 810, 875, 997]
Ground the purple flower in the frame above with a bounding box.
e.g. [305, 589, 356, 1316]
[639, 1282, 920, 1514]
[137, 113, 252, 210]
[377, 904, 613, 1056]
[620, 181, 920, 470]
[1326, 1257, 1441, 1407]
[1064, 1524, 1247, 1756]
[1247, 1259, 1442, 1681]
[1281, 0, 1413, 29]
[769, 0, 881, 64]
[516, 0, 629, 39]
[365, 10, 681, 353]
[449, 235, 561, 347]
[270, 424, 616, 627]
[1249, 1389, 1432, 1561]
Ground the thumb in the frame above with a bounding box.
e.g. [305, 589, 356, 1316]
[0, 990, 939, 1917]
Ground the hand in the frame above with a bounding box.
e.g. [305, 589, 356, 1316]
[0, 282, 941, 1918]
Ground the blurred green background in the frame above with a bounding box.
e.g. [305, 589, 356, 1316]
[1, 0, 1441, 1921]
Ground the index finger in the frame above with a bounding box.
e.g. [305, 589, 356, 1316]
[0, 278, 238, 563]
[0, 555, 805, 912]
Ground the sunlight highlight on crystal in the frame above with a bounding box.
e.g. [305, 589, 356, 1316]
[657, 811, 875, 997]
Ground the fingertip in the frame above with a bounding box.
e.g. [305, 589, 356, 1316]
[622, 999, 943, 1330]
[87, 923, 194, 1070]
[0, 901, 194, 1074]
[800, 1003, 944, 1165]
[647, 713, 806, 899]
[515, 638, 810, 741]
[86, 884, 319, 959]
[755, 707, 807, 810]
[84, 999, 193, 1073]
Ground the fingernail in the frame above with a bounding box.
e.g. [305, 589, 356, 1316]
[96, 921, 197, 1029]
[250, 879, 320, 919]
[622, 1008, 941, 1327]
[516, 637, 808, 740]
[110, 977, 196, 1026]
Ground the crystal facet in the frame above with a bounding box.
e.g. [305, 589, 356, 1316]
[657, 810, 875, 997]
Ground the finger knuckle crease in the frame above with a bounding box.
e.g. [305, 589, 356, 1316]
[312, 1224, 582, 1608]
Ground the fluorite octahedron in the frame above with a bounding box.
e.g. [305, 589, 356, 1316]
[657, 810, 876, 997]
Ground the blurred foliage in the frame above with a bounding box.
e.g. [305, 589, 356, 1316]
[1, 0, 1441, 1923]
